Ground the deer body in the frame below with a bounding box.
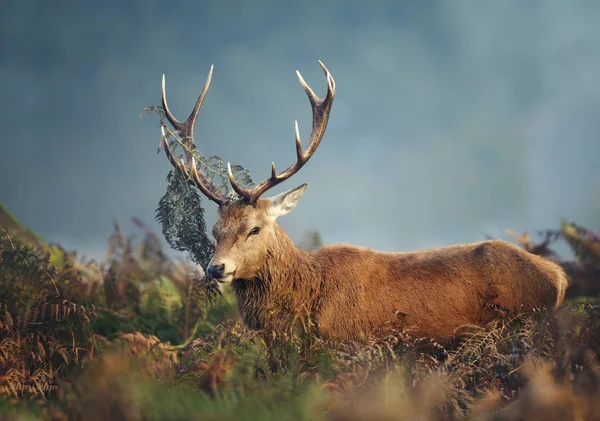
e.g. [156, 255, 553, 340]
[158, 61, 568, 342]
[232, 227, 566, 341]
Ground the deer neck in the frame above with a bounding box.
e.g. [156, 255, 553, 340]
[231, 225, 323, 330]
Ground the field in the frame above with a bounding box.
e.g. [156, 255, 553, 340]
[1, 204, 599, 421]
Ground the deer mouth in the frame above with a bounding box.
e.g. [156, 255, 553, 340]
[216, 269, 237, 284]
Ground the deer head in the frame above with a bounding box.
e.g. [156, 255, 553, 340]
[160, 61, 336, 283]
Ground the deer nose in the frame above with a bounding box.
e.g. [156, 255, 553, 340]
[207, 264, 225, 278]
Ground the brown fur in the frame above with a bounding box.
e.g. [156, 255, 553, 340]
[210, 199, 568, 342]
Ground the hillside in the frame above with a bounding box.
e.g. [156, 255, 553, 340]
[0, 202, 45, 246]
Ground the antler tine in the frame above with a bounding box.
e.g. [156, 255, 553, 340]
[228, 61, 336, 203]
[160, 66, 227, 205]
[185, 65, 214, 142]
[161, 75, 183, 132]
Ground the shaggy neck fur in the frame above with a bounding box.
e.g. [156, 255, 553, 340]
[231, 225, 323, 330]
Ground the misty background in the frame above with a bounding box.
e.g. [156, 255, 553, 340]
[1, 0, 599, 265]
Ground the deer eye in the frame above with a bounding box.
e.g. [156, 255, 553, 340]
[249, 227, 260, 236]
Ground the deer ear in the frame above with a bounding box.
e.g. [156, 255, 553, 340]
[267, 184, 308, 219]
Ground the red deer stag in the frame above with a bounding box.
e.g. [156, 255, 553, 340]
[158, 61, 568, 342]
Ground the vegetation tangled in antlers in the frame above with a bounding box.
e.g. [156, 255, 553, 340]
[145, 102, 256, 299]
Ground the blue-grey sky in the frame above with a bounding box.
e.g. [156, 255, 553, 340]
[1, 0, 599, 263]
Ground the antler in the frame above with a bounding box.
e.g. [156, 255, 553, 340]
[160, 65, 228, 205]
[227, 60, 336, 204]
